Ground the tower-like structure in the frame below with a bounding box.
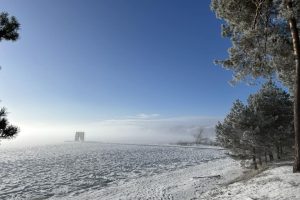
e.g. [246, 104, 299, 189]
[75, 131, 85, 142]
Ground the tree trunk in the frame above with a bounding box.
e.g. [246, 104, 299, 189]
[286, 0, 300, 173]
[253, 147, 258, 170]
[258, 156, 262, 166]
[277, 146, 281, 160]
[265, 150, 268, 164]
[269, 152, 274, 162]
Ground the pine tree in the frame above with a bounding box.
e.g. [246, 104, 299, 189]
[248, 81, 294, 159]
[0, 12, 20, 41]
[216, 100, 247, 156]
[0, 108, 18, 139]
[211, 0, 300, 172]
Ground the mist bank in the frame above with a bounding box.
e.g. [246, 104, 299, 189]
[1, 115, 222, 148]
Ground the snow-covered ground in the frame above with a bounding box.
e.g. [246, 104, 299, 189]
[56, 157, 243, 200]
[56, 156, 300, 200]
[200, 164, 300, 200]
[3, 143, 297, 200]
[0, 143, 231, 199]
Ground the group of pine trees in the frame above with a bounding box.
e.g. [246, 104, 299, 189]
[216, 81, 294, 169]
[211, 0, 300, 172]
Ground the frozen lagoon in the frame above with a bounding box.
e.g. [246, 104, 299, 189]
[0, 143, 242, 199]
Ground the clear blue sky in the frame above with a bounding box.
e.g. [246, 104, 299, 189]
[0, 0, 262, 146]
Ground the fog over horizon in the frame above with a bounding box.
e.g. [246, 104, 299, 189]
[0, 114, 222, 148]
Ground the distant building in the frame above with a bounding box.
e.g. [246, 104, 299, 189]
[75, 131, 85, 142]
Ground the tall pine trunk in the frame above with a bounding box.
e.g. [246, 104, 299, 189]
[287, 0, 300, 173]
[269, 152, 274, 162]
[277, 146, 281, 160]
[265, 150, 268, 164]
[253, 147, 258, 170]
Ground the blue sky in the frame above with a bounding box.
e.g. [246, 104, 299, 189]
[0, 0, 262, 146]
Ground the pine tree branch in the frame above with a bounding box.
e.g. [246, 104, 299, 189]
[252, 0, 266, 30]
